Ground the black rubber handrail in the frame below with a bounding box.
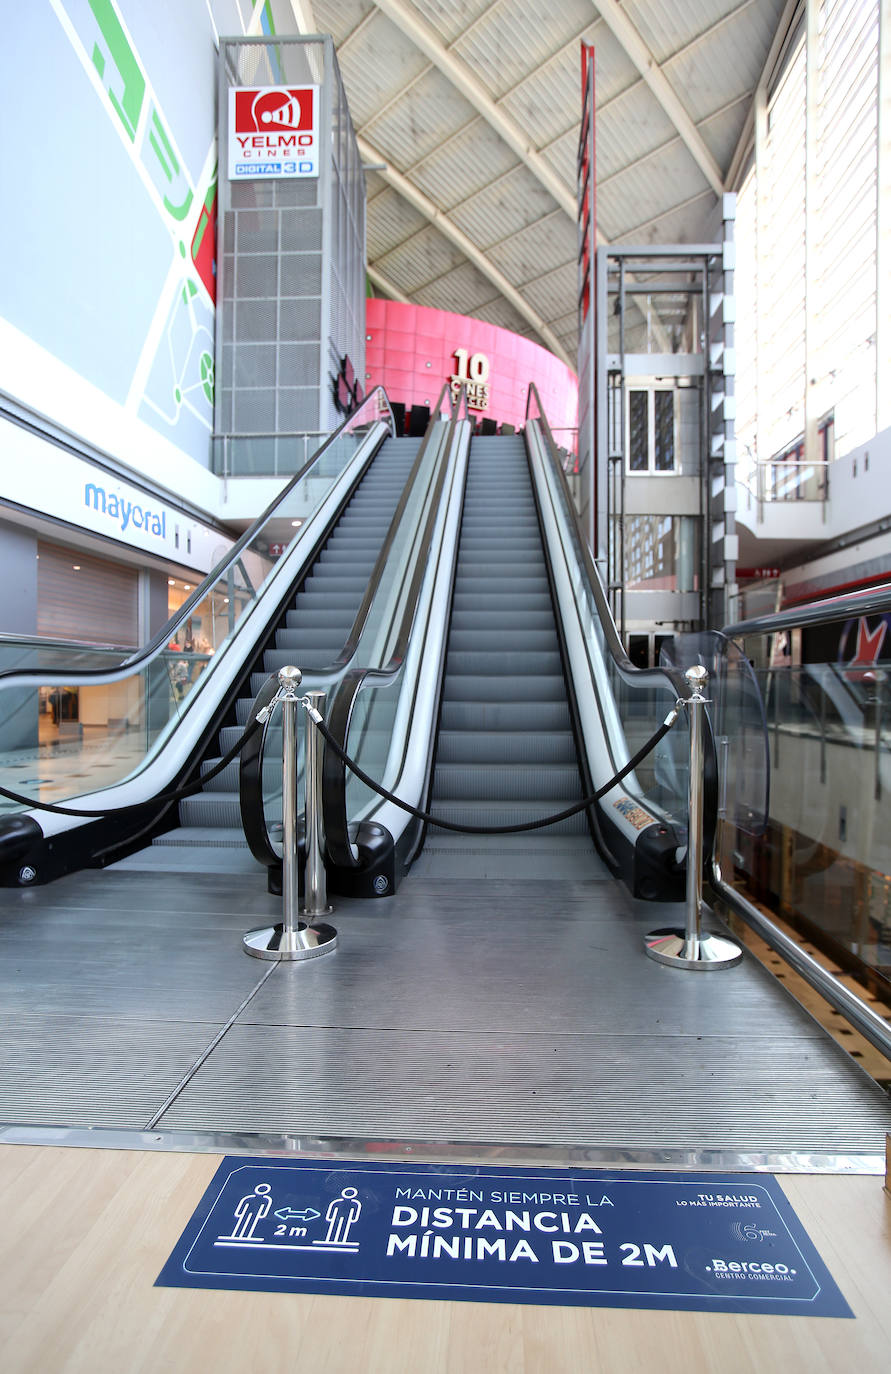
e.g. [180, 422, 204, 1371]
[240, 384, 466, 869]
[525, 383, 719, 859]
[321, 385, 469, 869]
[525, 384, 689, 702]
[317, 382, 464, 679]
[0, 387, 394, 693]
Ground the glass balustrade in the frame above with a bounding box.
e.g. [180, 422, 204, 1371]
[720, 609, 891, 999]
[263, 388, 460, 854]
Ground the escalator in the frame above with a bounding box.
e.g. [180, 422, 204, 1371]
[139, 437, 423, 870]
[0, 381, 686, 908]
[318, 403, 691, 901]
[416, 433, 594, 880]
[0, 390, 441, 887]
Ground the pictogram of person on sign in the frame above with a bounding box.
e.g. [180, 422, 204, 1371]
[324, 1186, 361, 1244]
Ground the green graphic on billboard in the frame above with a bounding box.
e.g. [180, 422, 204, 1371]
[57, 0, 218, 452]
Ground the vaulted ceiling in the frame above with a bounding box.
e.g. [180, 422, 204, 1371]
[272, 0, 798, 369]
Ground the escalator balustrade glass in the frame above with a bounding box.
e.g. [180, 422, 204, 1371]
[525, 385, 706, 895]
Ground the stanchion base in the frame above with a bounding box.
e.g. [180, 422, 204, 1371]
[243, 921, 337, 962]
[644, 927, 743, 970]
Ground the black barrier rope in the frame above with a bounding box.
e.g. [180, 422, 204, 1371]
[305, 698, 682, 836]
[0, 686, 682, 836]
[0, 714, 263, 819]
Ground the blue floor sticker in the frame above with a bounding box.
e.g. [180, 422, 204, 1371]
[156, 1158, 853, 1316]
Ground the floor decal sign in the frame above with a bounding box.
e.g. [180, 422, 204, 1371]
[156, 1159, 852, 1316]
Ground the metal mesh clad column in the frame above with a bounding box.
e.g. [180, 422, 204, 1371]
[216, 37, 366, 477]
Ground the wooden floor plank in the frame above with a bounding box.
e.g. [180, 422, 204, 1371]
[0, 1145, 889, 1373]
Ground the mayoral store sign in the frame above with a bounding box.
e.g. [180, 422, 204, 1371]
[228, 86, 319, 180]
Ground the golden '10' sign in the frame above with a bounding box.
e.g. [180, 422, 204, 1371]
[450, 348, 491, 410]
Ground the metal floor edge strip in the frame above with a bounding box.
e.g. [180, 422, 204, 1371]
[0, 1122, 884, 1175]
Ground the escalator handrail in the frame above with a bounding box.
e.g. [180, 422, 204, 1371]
[321, 385, 469, 868]
[239, 382, 463, 868]
[0, 387, 395, 692]
[312, 382, 465, 679]
[525, 383, 719, 855]
[722, 582, 891, 639]
[525, 383, 691, 704]
[525, 385, 690, 699]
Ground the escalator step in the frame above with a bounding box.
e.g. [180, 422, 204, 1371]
[433, 764, 582, 802]
[449, 611, 556, 632]
[445, 650, 563, 676]
[289, 593, 362, 613]
[448, 628, 558, 651]
[427, 800, 588, 836]
[454, 575, 549, 595]
[451, 592, 553, 614]
[436, 730, 577, 764]
[275, 627, 355, 650]
[443, 673, 567, 702]
[179, 793, 243, 828]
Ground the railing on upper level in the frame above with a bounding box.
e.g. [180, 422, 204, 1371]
[212, 430, 332, 479]
[736, 458, 830, 517]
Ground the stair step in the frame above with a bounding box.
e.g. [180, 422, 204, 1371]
[449, 611, 556, 632]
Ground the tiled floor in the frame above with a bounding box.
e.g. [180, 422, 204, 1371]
[0, 716, 152, 813]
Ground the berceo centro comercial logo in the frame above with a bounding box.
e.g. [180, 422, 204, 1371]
[227, 85, 318, 181]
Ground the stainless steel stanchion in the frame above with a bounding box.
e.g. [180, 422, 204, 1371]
[300, 689, 333, 918]
[244, 667, 337, 962]
[644, 664, 742, 970]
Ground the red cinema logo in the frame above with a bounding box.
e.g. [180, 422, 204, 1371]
[233, 87, 314, 135]
[228, 85, 319, 179]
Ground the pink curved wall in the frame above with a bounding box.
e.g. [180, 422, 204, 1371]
[364, 300, 577, 438]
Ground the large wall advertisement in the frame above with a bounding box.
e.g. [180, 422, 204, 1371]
[0, 1, 251, 476]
